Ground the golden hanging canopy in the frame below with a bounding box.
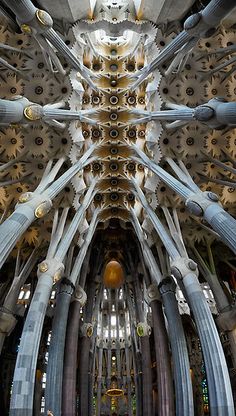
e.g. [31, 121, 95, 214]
[103, 260, 124, 289]
[106, 388, 124, 397]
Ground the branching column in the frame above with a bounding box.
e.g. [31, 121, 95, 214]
[132, 148, 236, 254]
[192, 244, 236, 368]
[132, 188, 234, 414]
[131, 0, 236, 89]
[171, 258, 235, 416]
[10, 190, 94, 415]
[9, 257, 64, 416]
[0, 248, 39, 354]
[0, 145, 95, 270]
[3, 0, 96, 88]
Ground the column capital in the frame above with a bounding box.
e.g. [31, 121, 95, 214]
[146, 283, 161, 303]
[216, 306, 236, 332]
[20, 9, 53, 34]
[185, 190, 220, 217]
[37, 258, 64, 283]
[74, 285, 87, 306]
[171, 257, 199, 281]
[17, 191, 52, 219]
[194, 98, 234, 129]
[58, 278, 75, 296]
[136, 321, 151, 337]
[184, 12, 216, 38]
[23, 103, 43, 121]
[0, 307, 17, 335]
[34, 199, 52, 219]
[158, 276, 176, 295]
[81, 322, 94, 338]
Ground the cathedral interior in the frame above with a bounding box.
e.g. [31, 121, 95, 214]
[0, 0, 236, 415]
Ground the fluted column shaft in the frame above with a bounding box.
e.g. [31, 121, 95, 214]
[135, 351, 142, 416]
[61, 219, 97, 415]
[203, 203, 236, 254]
[132, 150, 191, 200]
[152, 109, 194, 121]
[204, 273, 229, 312]
[44, 280, 74, 415]
[0, 146, 94, 272]
[133, 279, 153, 416]
[133, 186, 234, 412]
[107, 292, 112, 389]
[0, 201, 42, 270]
[131, 30, 190, 88]
[88, 337, 96, 416]
[140, 335, 153, 416]
[88, 289, 102, 416]
[132, 0, 236, 88]
[123, 318, 133, 416]
[45, 28, 88, 74]
[115, 299, 122, 388]
[126, 289, 142, 416]
[132, 109, 194, 124]
[196, 259, 236, 367]
[2, 0, 36, 21]
[79, 336, 92, 416]
[159, 277, 194, 415]
[4, 0, 96, 88]
[96, 346, 103, 416]
[181, 271, 235, 415]
[186, 191, 236, 254]
[150, 299, 175, 415]
[10, 272, 54, 415]
[228, 330, 236, 368]
[135, 236, 175, 416]
[0, 97, 30, 124]
[107, 347, 112, 388]
[62, 299, 81, 416]
[9, 200, 92, 415]
[0, 251, 37, 355]
[134, 149, 236, 254]
[124, 344, 132, 416]
[116, 347, 121, 387]
[214, 102, 236, 125]
[78, 283, 96, 416]
[201, 0, 236, 27]
[43, 108, 88, 121]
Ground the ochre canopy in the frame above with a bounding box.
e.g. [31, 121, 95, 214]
[103, 260, 124, 289]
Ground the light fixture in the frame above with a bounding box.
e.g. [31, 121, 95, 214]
[106, 388, 124, 397]
[103, 260, 124, 288]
